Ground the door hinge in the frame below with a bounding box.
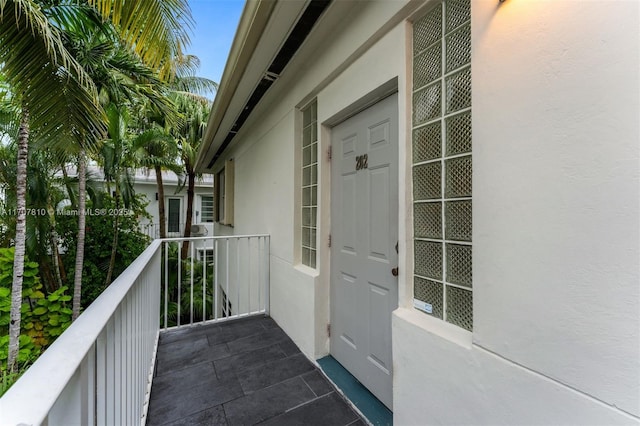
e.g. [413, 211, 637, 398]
[328, 234, 331, 248]
[327, 323, 331, 337]
[327, 145, 332, 161]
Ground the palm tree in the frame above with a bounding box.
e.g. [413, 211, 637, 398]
[101, 104, 149, 286]
[58, 4, 179, 300]
[132, 127, 182, 240]
[24, 150, 67, 292]
[173, 95, 211, 260]
[71, 147, 87, 320]
[0, 0, 105, 371]
[161, 56, 216, 259]
[0, 144, 65, 292]
[133, 54, 215, 245]
[1, 0, 192, 369]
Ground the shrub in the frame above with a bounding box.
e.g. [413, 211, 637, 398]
[56, 194, 151, 308]
[0, 248, 72, 372]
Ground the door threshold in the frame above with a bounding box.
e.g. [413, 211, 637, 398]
[317, 356, 393, 426]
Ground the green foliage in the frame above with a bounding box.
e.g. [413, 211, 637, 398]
[161, 242, 215, 327]
[22, 286, 73, 345]
[0, 0, 107, 151]
[0, 360, 28, 397]
[0, 335, 37, 372]
[0, 247, 73, 371]
[56, 194, 151, 308]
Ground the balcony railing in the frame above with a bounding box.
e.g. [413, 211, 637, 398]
[138, 222, 214, 240]
[0, 234, 270, 426]
[160, 235, 270, 329]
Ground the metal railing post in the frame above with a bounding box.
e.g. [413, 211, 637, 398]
[214, 239, 219, 321]
[163, 241, 168, 330]
[226, 238, 230, 316]
[265, 236, 270, 315]
[190, 243, 195, 325]
[248, 237, 252, 314]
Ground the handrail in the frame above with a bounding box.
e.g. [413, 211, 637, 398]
[0, 240, 162, 426]
[0, 234, 271, 426]
[160, 234, 270, 242]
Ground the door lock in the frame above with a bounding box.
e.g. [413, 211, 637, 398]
[391, 267, 399, 277]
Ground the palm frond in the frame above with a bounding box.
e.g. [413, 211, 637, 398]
[169, 53, 200, 79]
[172, 76, 218, 97]
[0, 83, 19, 138]
[88, 0, 194, 74]
[45, 3, 103, 36]
[0, 0, 106, 148]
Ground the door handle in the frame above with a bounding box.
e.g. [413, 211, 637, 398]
[391, 267, 399, 277]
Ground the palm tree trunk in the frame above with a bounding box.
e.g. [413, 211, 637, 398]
[50, 232, 63, 288]
[104, 190, 119, 286]
[72, 147, 87, 321]
[155, 166, 166, 239]
[8, 107, 29, 372]
[48, 195, 63, 290]
[180, 169, 195, 260]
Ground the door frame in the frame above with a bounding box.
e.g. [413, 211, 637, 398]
[165, 195, 184, 236]
[326, 83, 400, 408]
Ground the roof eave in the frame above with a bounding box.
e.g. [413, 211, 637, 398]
[195, 0, 278, 172]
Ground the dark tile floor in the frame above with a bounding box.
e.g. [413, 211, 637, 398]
[147, 315, 367, 426]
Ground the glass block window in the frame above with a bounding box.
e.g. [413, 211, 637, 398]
[301, 100, 318, 268]
[200, 196, 214, 223]
[412, 0, 472, 331]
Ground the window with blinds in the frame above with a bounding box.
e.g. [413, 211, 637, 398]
[201, 196, 214, 223]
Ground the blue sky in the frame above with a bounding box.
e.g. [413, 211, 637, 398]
[186, 0, 245, 86]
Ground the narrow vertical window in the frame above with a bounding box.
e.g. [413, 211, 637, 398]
[301, 100, 318, 268]
[167, 198, 181, 233]
[217, 168, 226, 223]
[412, 0, 472, 331]
[214, 159, 234, 226]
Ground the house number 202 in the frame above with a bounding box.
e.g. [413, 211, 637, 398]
[356, 154, 368, 171]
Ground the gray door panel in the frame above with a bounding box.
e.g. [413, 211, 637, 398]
[330, 93, 398, 409]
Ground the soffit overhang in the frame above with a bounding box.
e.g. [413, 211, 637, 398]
[196, 0, 332, 173]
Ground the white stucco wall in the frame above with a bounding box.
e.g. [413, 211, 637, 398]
[227, 108, 322, 355]
[394, 0, 639, 424]
[393, 309, 638, 425]
[134, 174, 215, 238]
[473, 0, 640, 416]
[214, 0, 412, 358]
[210, 0, 639, 423]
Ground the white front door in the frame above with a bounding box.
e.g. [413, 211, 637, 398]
[330, 93, 398, 409]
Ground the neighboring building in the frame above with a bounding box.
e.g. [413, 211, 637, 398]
[64, 165, 216, 259]
[132, 168, 215, 264]
[130, 168, 215, 240]
[195, 0, 639, 424]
